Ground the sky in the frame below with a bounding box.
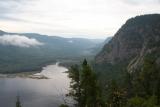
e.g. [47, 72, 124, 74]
[0, 0, 160, 39]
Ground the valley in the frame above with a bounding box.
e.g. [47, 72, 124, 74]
[0, 31, 107, 73]
[0, 14, 160, 107]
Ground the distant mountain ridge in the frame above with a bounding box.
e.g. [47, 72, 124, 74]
[0, 30, 105, 73]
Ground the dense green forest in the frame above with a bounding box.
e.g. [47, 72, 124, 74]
[61, 59, 160, 107]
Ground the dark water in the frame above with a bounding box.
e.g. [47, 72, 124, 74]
[0, 63, 70, 107]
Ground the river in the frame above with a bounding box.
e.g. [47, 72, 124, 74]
[0, 63, 71, 107]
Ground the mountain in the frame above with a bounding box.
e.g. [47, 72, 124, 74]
[0, 30, 104, 73]
[95, 14, 160, 81]
[89, 37, 112, 54]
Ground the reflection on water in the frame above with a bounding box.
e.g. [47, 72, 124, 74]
[0, 63, 70, 107]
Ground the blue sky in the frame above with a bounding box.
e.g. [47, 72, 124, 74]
[0, 0, 160, 39]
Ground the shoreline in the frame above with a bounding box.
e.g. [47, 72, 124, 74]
[0, 62, 70, 79]
[0, 58, 81, 80]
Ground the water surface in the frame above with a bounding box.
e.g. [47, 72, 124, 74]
[0, 63, 70, 107]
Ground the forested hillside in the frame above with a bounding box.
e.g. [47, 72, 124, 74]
[0, 30, 105, 73]
[93, 14, 160, 107]
[95, 14, 160, 81]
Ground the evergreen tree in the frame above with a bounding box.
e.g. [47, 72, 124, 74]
[68, 65, 81, 107]
[126, 96, 145, 107]
[16, 96, 22, 107]
[124, 71, 133, 98]
[59, 104, 69, 107]
[135, 57, 159, 97]
[107, 80, 126, 107]
[81, 59, 102, 107]
[67, 59, 102, 107]
[155, 73, 160, 105]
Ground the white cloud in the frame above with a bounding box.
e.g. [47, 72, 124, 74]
[0, 35, 43, 47]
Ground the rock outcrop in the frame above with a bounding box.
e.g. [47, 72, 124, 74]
[95, 14, 160, 72]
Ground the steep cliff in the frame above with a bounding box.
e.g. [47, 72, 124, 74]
[95, 14, 160, 73]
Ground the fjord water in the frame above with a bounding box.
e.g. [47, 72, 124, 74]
[0, 63, 70, 107]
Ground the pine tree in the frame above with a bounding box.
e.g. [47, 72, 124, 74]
[59, 104, 69, 107]
[107, 80, 126, 107]
[68, 65, 81, 107]
[67, 59, 102, 107]
[137, 57, 159, 97]
[16, 96, 22, 107]
[81, 59, 102, 107]
[124, 71, 133, 98]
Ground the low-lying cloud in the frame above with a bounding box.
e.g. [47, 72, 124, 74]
[0, 35, 43, 47]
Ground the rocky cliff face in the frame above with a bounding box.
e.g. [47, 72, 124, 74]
[95, 14, 160, 72]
